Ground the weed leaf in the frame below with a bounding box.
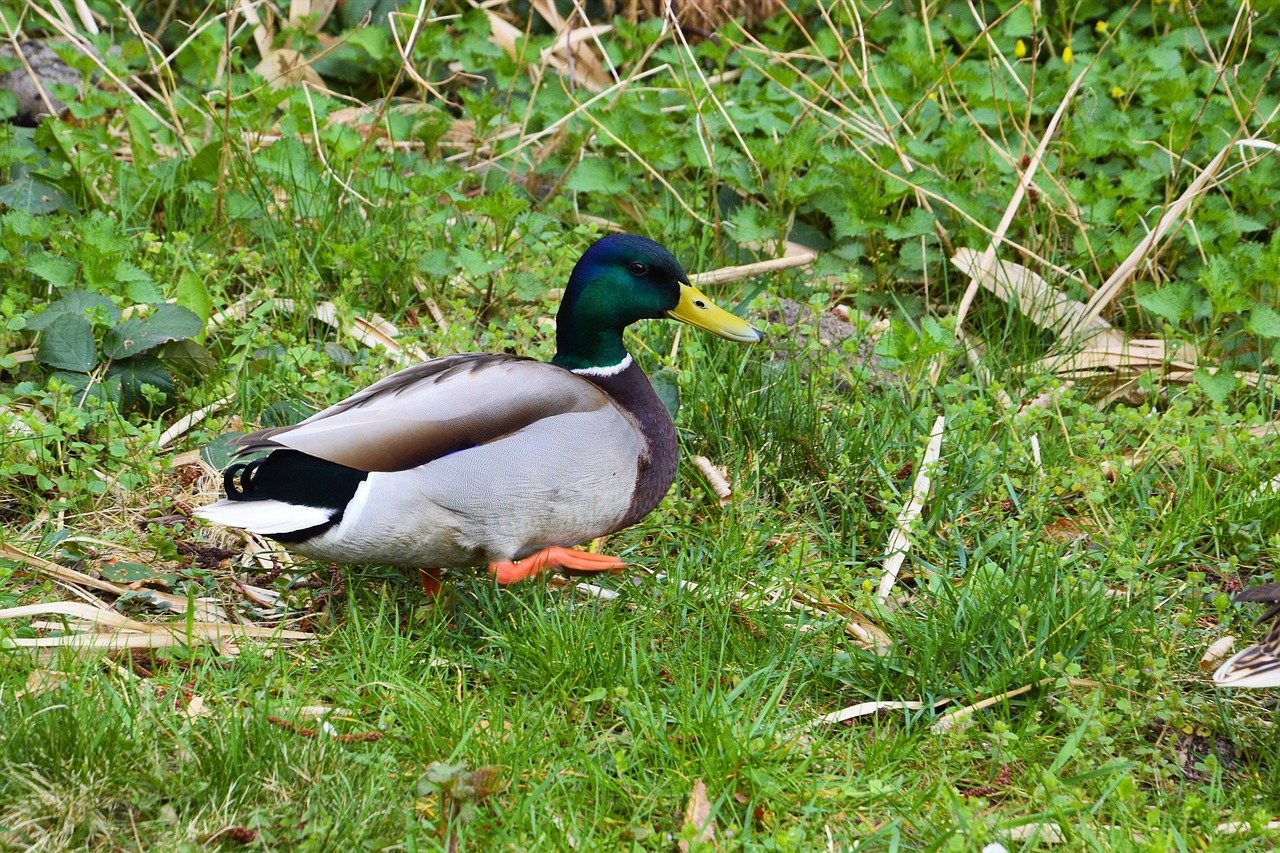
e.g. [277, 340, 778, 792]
[26, 251, 79, 289]
[1246, 305, 1280, 339]
[0, 169, 75, 215]
[35, 313, 96, 372]
[1194, 368, 1235, 404]
[1136, 282, 1194, 324]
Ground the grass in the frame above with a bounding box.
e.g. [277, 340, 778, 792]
[3, 0, 1280, 849]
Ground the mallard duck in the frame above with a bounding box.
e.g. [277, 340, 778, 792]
[1213, 582, 1280, 687]
[196, 234, 762, 590]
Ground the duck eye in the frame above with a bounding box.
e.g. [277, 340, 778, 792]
[628, 262, 649, 275]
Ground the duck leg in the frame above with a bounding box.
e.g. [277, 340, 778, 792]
[489, 546, 626, 584]
[419, 567, 444, 597]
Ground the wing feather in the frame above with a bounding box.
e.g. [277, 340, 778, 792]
[234, 353, 612, 472]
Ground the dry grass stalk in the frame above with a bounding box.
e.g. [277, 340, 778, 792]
[0, 601, 312, 662]
[877, 415, 945, 601]
[690, 249, 817, 287]
[156, 395, 233, 449]
[1218, 820, 1280, 834]
[951, 250, 1267, 396]
[810, 698, 949, 727]
[604, 0, 780, 30]
[0, 542, 222, 618]
[951, 62, 1094, 338]
[20, 1, 192, 150]
[1004, 823, 1065, 844]
[931, 678, 1052, 734]
[951, 248, 1109, 342]
[0, 20, 61, 119]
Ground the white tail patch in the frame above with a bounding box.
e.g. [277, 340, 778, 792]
[196, 499, 332, 535]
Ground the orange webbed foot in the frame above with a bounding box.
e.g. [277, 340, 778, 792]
[488, 546, 627, 585]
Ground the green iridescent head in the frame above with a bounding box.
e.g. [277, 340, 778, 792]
[552, 234, 762, 371]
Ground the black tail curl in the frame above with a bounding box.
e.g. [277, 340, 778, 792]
[224, 459, 265, 500]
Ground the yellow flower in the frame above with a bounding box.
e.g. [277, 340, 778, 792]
[1015, 39, 1027, 58]
[927, 91, 938, 101]
[1110, 85, 1124, 99]
[1063, 45, 1074, 65]
[1095, 20, 1108, 33]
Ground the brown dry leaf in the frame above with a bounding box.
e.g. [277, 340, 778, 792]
[310, 300, 427, 361]
[236, 0, 274, 58]
[1004, 822, 1066, 844]
[1200, 636, 1236, 671]
[529, 0, 614, 92]
[843, 612, 893, 653]
[693, 455, 732, 505]
[679, 779, 714, 852]
[289, 0, 337, 31]
[1040, 515, 1101, 546]
[181, 693, 212, 719]
[255, 48, 324, 89]
[15, 668, 73, 699]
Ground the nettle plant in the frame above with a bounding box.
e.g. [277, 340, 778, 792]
[25, 293, 204, 413]
[8, 212, 211, 415]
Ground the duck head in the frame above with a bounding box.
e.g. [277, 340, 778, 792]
[553, 234, 763, 371]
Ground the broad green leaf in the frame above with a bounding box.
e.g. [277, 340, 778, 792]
[565, 158, 630, 194]
[729, 205, 775, 244]
[124, 104, 156, 169]
[650, 368, 681, 419]
[1246, 304, 1280, 339]
[0, 171, 75, 215]
[1136, 282, 1195, 323]
[175, 271, 212, 339]
[25, 290, 120, 331]
[455, 246, 505, 277]
[103, 304, 203, 359]
[106, 355, 175, 413]
[1194, 368, 1235, 404]
[883, 207, 936, 240]
[48, 370, 112, 405]
[200, 432, 244, 470]
[157, 339, 217, 376]
[100, 560, 158, 582]
[35, 313, 97, 372]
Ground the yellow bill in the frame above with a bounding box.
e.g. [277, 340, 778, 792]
[666, 283, 763, 343]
